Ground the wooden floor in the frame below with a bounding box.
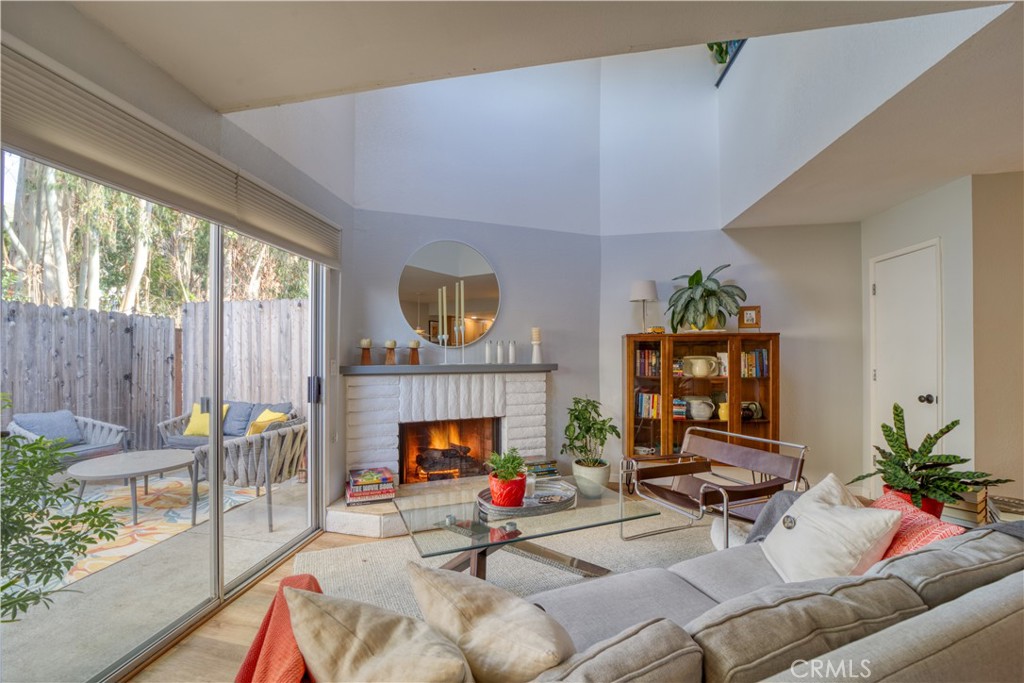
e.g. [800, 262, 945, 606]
[131, 532, 376, 683]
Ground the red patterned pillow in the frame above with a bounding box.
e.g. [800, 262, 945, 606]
[870, 491, 965, 558]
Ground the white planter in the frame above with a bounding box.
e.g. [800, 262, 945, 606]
[572, 459, 610, 499]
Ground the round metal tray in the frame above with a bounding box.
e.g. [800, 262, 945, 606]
[477, 479, 577, 521]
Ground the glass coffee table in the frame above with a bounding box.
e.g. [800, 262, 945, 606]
[393, 475, 658, 580]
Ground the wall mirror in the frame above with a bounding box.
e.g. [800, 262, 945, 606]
[398, 241, 499, 347]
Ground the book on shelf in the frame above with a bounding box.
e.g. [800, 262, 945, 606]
[348, 481, 394, 493]
[635, 390, 661, 419]
[348, 466, 394, 487]
[635, 349, 660, 377]
[346, 483, 395, 506]
[740, 349, 770, 378]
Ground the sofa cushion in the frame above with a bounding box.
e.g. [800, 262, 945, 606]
[246, 409, 289, 436]
[60, 442, 122, 460]
[13, 410, 83, 445]
[164, 435, 208, 450]
[534, 618, 703, 683]
[686, 574, 926, 683]
[669, 542, 784, 603]
[768, 571, 1024, 682]
[529, 567, 718, 652]
[183, 403, 228, 437]
[249, 402, 292, 427]
[869, 490, 965, 558]
[867, 526, 1024, 608]
[408, 562, 574, 683]
[284, 587, 472, 683]
[223, 401, 255, 437]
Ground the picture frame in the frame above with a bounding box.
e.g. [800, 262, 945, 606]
[428, 320, 439, 342]
[738, 305, 761, 329]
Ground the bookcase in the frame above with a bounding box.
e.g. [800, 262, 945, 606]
[624, 332, 780, 459]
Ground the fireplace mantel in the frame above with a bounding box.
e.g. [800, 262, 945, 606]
[341, 363, 557, 375]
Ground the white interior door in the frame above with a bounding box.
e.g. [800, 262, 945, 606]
[870, 241, 942, 490]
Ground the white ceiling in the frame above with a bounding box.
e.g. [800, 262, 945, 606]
[66, 1, 1022, 228]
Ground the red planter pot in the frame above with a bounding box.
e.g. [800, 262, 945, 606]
[883, 485, 945, 517]
[489, 473, 527, 507]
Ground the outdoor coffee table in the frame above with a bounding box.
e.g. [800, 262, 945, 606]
[393, 475, 658, 580]
[68, 449, 196, 525]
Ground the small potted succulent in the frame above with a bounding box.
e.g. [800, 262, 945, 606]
[849, 403, 1013, 516]
[487, 447, 527, 507]
[562, 397, 621, 499]
[666, 264, 747, 331]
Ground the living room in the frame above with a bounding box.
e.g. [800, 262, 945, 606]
[1, 2, 1022, 682]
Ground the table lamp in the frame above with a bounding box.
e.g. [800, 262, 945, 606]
[629, 280, 659, 332]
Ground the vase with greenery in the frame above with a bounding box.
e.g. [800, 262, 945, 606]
[666, 264, 747, 332]
[849, 403, 1012, 516]
[487, 447, 527, 507]
[1, 396, 122, 622]
[562, 397, 621, 498]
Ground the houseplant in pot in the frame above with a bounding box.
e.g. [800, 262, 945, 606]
[487, 447, 527, 507]
[562, 397, 621, 499]
[849, 402, 1012, 516]
[666, 264, 747, 331]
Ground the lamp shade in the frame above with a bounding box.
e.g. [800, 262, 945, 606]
[629, 280, 659, 303]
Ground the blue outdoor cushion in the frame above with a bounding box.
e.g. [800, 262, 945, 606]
[223, 401, 256, 437]
[13, 410, 84, 445]
[165, 435, 208, 450]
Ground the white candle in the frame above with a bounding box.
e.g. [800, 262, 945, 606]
[438, 288, 442, 336]
[460, 279, 466, 327]
[442, 286, 447, 336]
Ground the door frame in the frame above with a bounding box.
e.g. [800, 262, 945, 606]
[867, 238, 943, 496]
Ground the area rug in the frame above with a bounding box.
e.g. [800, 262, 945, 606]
[58, 473, 271, 587]
[294, 511, 715, 617]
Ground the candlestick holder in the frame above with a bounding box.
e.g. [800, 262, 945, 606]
[457, 324, 466, 364]
[360, 347, 372, 365]
[532, 340, 543, 364]
[440, 334, 449, 364]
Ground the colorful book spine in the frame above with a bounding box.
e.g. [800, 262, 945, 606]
[740, 349, 770, 378]
[346, 483, 395, 506]
[348, 467, 395, 486]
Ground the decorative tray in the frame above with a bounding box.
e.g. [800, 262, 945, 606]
[476, 479, 577, 521]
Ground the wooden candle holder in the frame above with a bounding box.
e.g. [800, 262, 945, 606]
[385, 348, 397, 365]
[360, 347, 372, 365]
[409, 347, 420, 365]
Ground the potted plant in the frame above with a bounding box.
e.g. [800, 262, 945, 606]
[487, 447, 527, 507]
[849, 403, 1013, 516]
[666, 264, 747, 332]
[562, 397, 621, 499]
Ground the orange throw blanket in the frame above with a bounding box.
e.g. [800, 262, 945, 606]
[236, 573, 322, 683]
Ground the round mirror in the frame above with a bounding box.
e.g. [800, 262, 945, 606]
[398, 241, 499, 347]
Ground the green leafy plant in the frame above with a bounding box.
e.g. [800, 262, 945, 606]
[487, 447, 525, 481]
[1, 396, 122, 622]
[666, 264, 747, 332]
[561, 397, 621, 467]
[849, 403, 1013, 508]
[707, 42, 730, 64]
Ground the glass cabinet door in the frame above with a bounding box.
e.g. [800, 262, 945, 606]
[629, 338, 663, 457]
[669, 336, 730, 455]
[736, 336, 776, 445]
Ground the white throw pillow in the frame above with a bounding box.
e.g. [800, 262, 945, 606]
[407, 562, 576, 683]
[761, 474, 901, 582]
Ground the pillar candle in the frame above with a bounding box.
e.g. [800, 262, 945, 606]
[438, 288, 443, 336]
[442, 286, 447, 336]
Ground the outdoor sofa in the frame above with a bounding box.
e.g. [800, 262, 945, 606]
[5, 410, 127, 464]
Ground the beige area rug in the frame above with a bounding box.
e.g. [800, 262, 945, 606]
[294, 510, 715, 618]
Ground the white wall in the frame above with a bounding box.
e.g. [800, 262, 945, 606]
[599, 224, 864, 486]
[718, 5, 1008, 226]
[860, 177, 975, 490]
[599, 46, 720, 235]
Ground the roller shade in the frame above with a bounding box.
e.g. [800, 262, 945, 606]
[1, 45, 341, 269]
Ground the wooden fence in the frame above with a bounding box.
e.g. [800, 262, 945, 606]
[1, 302, 175, 450]
[180, 299, 310, 418]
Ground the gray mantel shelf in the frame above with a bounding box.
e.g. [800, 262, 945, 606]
[340, 363, 558, 376]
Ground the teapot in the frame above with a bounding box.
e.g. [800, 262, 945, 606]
[684, 356, 720, 378]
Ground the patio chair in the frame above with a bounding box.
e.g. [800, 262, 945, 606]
[620, 427, 807, 548]
[5, 410, 127, 464]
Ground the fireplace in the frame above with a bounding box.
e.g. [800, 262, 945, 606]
[398, 418, 500, 484]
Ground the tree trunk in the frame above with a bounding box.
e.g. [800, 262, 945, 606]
[121, 198, 152, 313]
[43, 167, 72, 306]
[245, 244, 268, 299]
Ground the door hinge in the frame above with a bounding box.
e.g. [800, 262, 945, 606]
[871, 283, 876, 295]
[307, 376, 323, 404]
[872, 369, 877, 381]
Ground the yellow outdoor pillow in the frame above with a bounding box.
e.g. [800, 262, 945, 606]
[246, 409, 288, 436]
[182, 403, 228, 437]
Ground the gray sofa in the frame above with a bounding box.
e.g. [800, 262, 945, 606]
[6, 410, 127, 464]
[528, 523, 1024, 682]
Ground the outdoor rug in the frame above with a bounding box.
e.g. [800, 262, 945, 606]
[294, 511, 715, 617]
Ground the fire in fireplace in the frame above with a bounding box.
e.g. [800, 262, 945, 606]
[398, 418, 500, 484]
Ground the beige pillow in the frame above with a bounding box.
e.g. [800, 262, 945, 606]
[534, 618, 702, 682]
[284, 587, 473, 683]
[761, 473, 901, 581]
[407, 562, 576, 683]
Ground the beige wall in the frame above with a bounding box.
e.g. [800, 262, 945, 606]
[972, 172, 1024, 499]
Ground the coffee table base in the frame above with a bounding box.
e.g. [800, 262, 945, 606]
[440, 540, 611, 580]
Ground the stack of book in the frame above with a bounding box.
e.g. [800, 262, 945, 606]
[941, 489, 987, 527]
[346, 467, 396, 506]
[739, 349, 770, 378]
[526, 459, 559, 478]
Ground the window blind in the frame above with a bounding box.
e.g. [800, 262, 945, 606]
[1, 45, 341, 269]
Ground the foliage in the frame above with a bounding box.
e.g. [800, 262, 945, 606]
[0, 396, 123, 622]
[849, 403, 1013, 508]
[561, 397, 621, 467]
[666, 264, 747, 332]
[487, 447, 525, 481]
[707, 42, 730, 64]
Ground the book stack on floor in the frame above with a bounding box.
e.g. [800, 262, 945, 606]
[941, 489, 987, 527]
[346, 467, 395, 506]
[526, 459, 559, 479]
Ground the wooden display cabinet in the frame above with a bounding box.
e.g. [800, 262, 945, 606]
[623, 332, 780, 459]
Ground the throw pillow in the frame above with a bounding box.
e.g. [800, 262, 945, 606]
[246, 409, 288, 436]
[12, 409, 84, 445]
[761, 474, 901, 581]
[182, 403, 228, 437]
[535, 618, 702, 682]
[870, 491, 966, 557]
[284, 587, 473, 683]
[407, 562, 575, 683]
[223, 401, 256, 437]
